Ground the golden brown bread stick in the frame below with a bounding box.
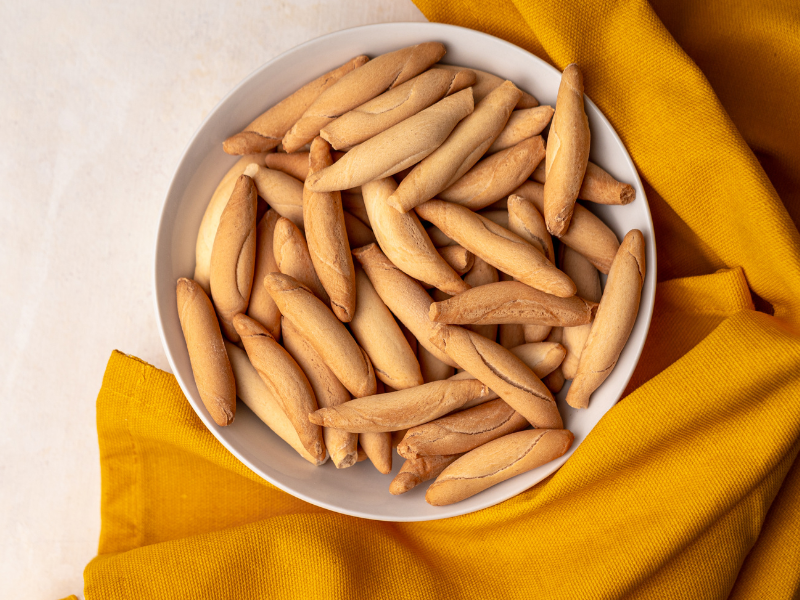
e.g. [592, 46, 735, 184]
[388, 81, 522, 213]
[272, 217, 330, 305]
[362, 177, 470, 295]
[437, 245, 474, 275]
[309, 379, 489, 432]
[281, 318, 357, 469]
[359, 432, 392, 475]
[487, 106, 554, 154]
[225, 341, 326, 465]
[560, 247, 602, 380]
[425, 225, 455, 248]
[264, 273, 377, 398]
[233, 315, 324, 462]
[223, 56, 368, 154]
[398, 398, 529, 459]
[209, 175, 258, 342]
[349, 265, 423, 390]
[430, 324, 562, 428]
[176, 278, 236, 426]
[283, 42, 446, 152]
[320, 68, 475, 150]
[542, 327, 565, 394]
[305, 89, 474, 192]
[246, 210, 282, 340]
[415, 200, 576, 297]
[499, 324, 526, 349]
[532, 160, 635, 206]
[389, 454, 461, 495]
[507, 194, 554, 263]
[462, 257, 499, 342]
[352, 243, 458, 367]
[195, 154, 267, 293]
[511, 181, 619, 274]
[433, 64, 539, 108]
[438, 136, 545, 210]
[304, 137, 356, 322]
[429, 280, 597, 326]
[244, 164, 304, 230]
[567, 229, 646, 409]
[544, 64, 590, 236]
[419, 343, 455, 383]
[265, 152, 311, 181]
[426, 429, 574, 505]
[524, 324, 552, 343]
[343, 212, 377, 248]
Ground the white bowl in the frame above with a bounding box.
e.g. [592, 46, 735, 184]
[154, 22, 656, 521]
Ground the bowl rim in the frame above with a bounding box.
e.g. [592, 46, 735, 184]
[153, 21, 656, 521]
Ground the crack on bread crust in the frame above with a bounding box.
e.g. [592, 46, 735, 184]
[469, 335, 552, 403]
[440, 432, 546, 481]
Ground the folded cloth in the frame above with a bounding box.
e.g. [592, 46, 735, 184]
[81, 0, 800, 597]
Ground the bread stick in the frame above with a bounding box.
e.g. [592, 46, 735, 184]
[283, 42, 446, 152]
[560, 247, 602, 380]
[567, 229, 645, 409]
[362, 177, 470, 295]
[507, 194, 554, 263]
[415, 200, 576, 297]
[233, 315, 324, 461]
[176, 278, 236, 426]
[209, 174, 258, 342]
[425, 225, 455, 248]
[426, 429, 574, 505]
[244, 164, 304, 230]
[352, 243, 458, 367]
[398, 399, 529, 459]
[511, 181, 619, 273]
[532, 160, 635, 206]
[223, 56, 368, 154]
[419, 343, 455, 383]
[430, 324, 562, 428]
[544, 64, 590, 236]
[265, 152, 311, 181]
[438, 136, 545, 210]
[359, 432, 392, 475]
[245, 210, 282, 339]
[462, 257, 499, 342]
[309, 379, 489, 432]
[523, 324, 552, 343]
[487, 106, 554, 154]
[320, 67, 475, 150]
[303, 137, 356, 321]
[349, 265, 423, 390]
[499, 324, 525, 349]
[542, 327, 565, 393]
[389, 454, 461, 495]
[387, 81, 522, 213]
[437, 245, 474, 275]
[305, 89, 474, 192]
[281, 318, 357, 469]
[194, 153, 267, 293]
[272, 217, 330, 305]
[433, 64, 538, 108]
[342, 192, 370, 225]
[264, 273, 377, 398]
[343, 212, 377, 248]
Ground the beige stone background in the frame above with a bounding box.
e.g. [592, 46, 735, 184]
[0, 1, 426, 598]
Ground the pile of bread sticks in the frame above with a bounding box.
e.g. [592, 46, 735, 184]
[177, 42, 646, 506]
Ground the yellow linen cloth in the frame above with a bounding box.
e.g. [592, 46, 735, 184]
[80, 0, 800, 597]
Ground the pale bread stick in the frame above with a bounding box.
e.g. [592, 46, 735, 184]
[398, 398, 529, 459]
[415, 200, 576, 297]
[352, 243, 458, 367]
[507, 194, 554, 263]
[176, 278, 236, 426]
[560, 247, 602, 380]
[438, 136, 545, 210]
[362, 177, 470, 295]
[430, 324, 562, 428]
[305, 89, 474, 192]
[437, 245, 474, 275]
[542, 327, 565, 394]
[273, 217, 330, 305]
[360, 432, 392, 474]
[426, 429, 574, 505]
[264, 273, 377, 398]
[225, 341, 326, 465]
[223, 56, 368, 154]
[532, 160, 635, 206]
[309, 379, 489, 432]
[349, 265, 423, 390]
[390, 454, 461, 495]
[194, 153, 267, 293]
[567, 229, 645, 408]
[419, 343, 455, 383]
[544, 64, 590, 236]
[511, 181, 619, 273]
[233, 315, 324, 462]
[387, 81, 522, 213]
[320, 68, 475, 150]
[343, 212, 377, 248]
[303, 137, 356, 322]
[281, 317, 357, 469]
[432, 64, 538, 108]
[246, 210, 282, 340]
[209, 174, 258, 342]
[244, 164, 304, 230]
[487, 106, 554, 154]
[462, 257, 499, 342]
[283, 42, 446, 152]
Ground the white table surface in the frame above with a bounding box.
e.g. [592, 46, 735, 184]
[0, 1, 427, 598]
